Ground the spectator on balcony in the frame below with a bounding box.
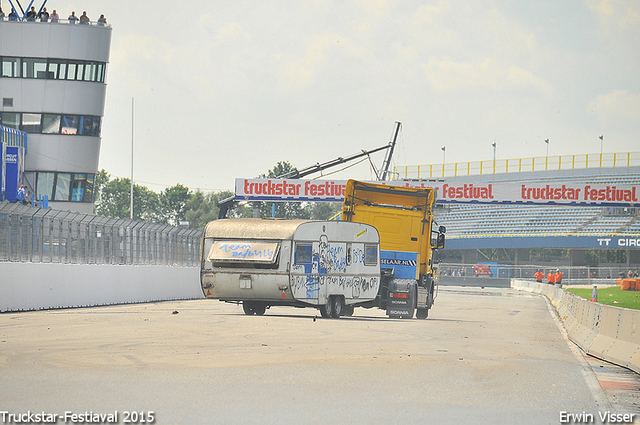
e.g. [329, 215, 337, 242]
[79, 11, 90, 25]
[50, 10, 59, 23]
[68, 11, 78, 24]
[97, 14, 107, 26]
[8, 8, 18, 21]
[17, 185, 28, 205]
[39, 7, 49, 22]
[26, 6, 37, 21]
[0, 8, 5, 19]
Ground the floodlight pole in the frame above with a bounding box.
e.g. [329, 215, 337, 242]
[545, 139, 549, 157]
[599, 135, 603, 154]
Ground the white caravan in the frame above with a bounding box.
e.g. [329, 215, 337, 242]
[200, 218, 380, 318]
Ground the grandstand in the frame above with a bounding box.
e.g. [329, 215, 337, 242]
[395, 154, 640, 268]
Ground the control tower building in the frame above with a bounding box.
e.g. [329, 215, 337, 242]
[1, 3, 111, 213]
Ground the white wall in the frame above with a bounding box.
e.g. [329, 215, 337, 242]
[1, 263, 203, 312]
[512, 279, 640, 374]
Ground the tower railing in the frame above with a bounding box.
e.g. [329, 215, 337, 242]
[394, 152, 640, 179]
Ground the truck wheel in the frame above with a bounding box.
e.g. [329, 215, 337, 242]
[242, 302, 255, 315]
[332, 296, 344, 318]
[416, 308, 429, 319]
[343, 305, 354, 316]
[319, 299, 333, 318]
[253, 303, 266, 316]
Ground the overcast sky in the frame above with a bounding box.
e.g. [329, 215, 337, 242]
[12, 0, 640, 192]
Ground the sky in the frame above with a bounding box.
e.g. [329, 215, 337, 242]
[8, 0, 639, 192]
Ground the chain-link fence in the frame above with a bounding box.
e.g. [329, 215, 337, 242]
[0, 201, 202, 266]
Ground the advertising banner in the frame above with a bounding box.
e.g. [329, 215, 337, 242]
[3, 146, 22, 202]
[235, 178, 639, 207]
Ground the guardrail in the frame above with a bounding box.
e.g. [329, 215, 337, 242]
[512, 279, 640, 374]
[0, 201, 202, 267]
[395, 152, 640, 179]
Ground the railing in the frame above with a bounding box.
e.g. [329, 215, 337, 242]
[0, 125, 27, 149]
[0, 201, 202, 266]
[438, 263, 637, 283]
[395, 152, 640, 179]
[0, 16, 110, 27]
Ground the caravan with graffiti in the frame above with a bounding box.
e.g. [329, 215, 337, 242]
[200, 218, 381, 318]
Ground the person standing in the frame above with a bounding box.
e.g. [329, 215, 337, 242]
[554, 269, 563, 287]
[534, 269, 544, 283]
[97, 14, 107, 26]
[0, 8, 5, 19]
[68, 11, 78, 24]
[79, 11, 90, 25]
[17, 185, 28, 205]
[9, 8, 19, 20]
[26, 6, 37, 21]
[39, 7, 49, 22]
[547, 270, 554, 285]
[50, 10, 59, 23]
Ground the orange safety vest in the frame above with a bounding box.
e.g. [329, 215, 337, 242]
[534, 271, 544, 282]
[554, 272, 563, 283]
[547, 272, 554, 283]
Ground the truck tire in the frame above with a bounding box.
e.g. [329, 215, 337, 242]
[319, 298, 333, 318]
[331, 296, 344, 318]
[416, 308, 428, 319]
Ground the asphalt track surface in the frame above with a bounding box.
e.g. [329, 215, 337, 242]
[0, 287, 638, 425]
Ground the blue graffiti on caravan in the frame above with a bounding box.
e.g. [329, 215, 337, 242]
[217, 243, 274, 259]
[326, 245, 346, 272]
[305, 275, 320, 298]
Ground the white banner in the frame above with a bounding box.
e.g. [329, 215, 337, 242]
[235, 178, 639, 207]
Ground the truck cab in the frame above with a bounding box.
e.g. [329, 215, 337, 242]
[342, 180, 445, 319]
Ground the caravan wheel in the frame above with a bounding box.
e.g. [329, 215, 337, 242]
[242, 302, 254, 315]
[331, 296, 344, 318]
[253, 303, 266, 316]
[319, 299, 333, 318]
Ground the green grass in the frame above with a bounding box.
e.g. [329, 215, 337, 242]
[567, 286, 640, 310]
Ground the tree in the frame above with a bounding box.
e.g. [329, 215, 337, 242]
[158, 184, 190, 226]
[304, 202, 342, 220]
[93, 169, 110, 205]
[259, 161, 306, 219]
[95, 175, 159, 221]
[184, 190, 238, 230]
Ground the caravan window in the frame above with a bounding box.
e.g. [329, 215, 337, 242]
[208, 240, 280, 268]
[364, 244, 378, 266]
[294, 243, 312, 264]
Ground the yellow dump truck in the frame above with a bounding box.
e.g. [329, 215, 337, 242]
[342, 179, 445, 319]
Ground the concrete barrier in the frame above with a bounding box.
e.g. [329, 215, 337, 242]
[0, 262, 203, 312]
[512, 279, 640, 374]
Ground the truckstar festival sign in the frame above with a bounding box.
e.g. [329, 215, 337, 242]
[235, 178, 639, 207]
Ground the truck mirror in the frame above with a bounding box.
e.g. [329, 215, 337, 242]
[436, 233, 445, 249]
[439, 225, 446, 234]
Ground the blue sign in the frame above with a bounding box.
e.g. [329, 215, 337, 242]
[446, 235, 640, 250]
[2, 146, 21, 202]
[381, 250, 418, 279]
